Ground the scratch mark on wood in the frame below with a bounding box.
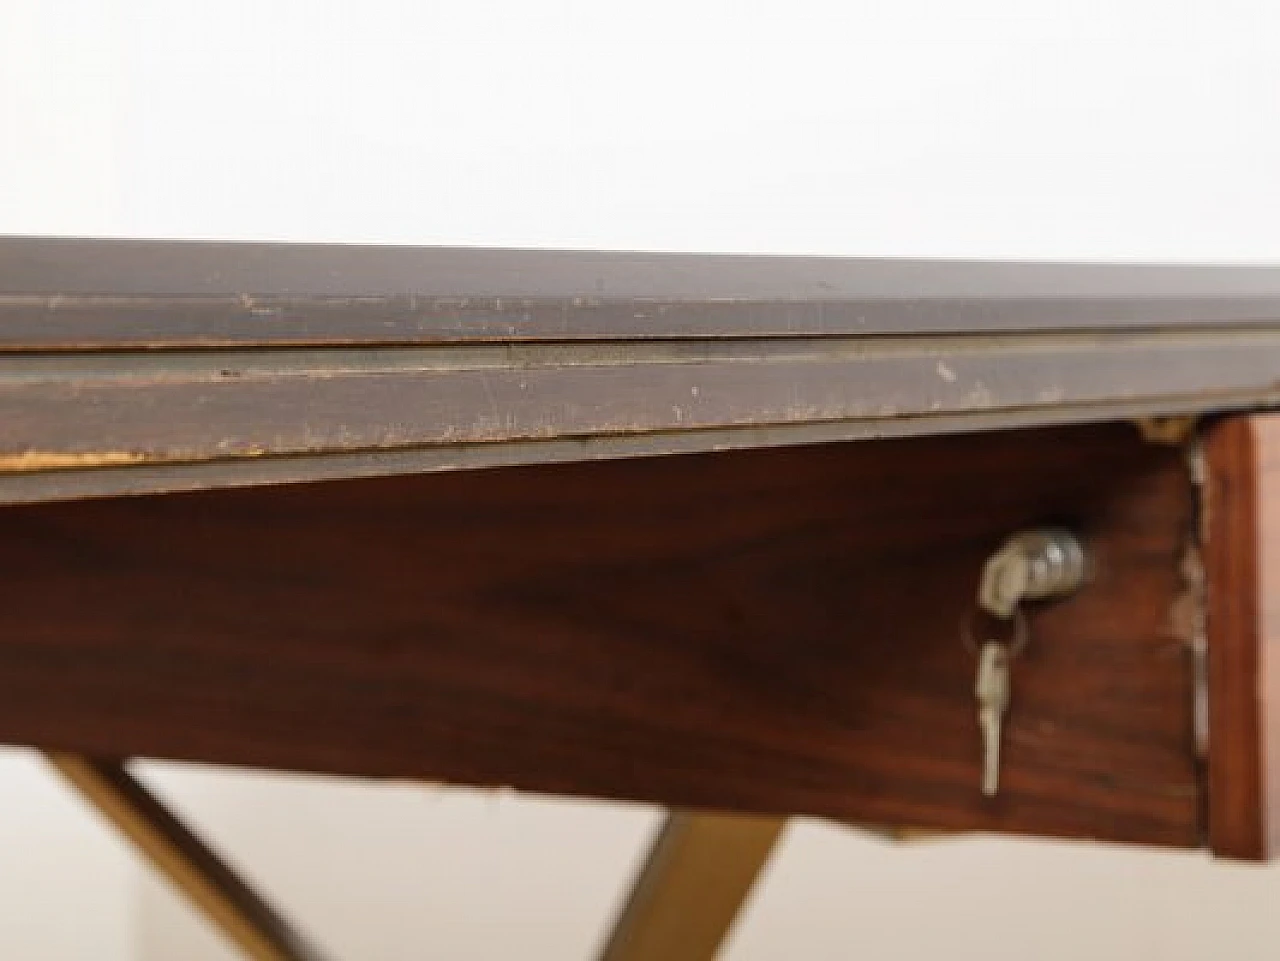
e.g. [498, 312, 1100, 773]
[0, 451, 150, 471]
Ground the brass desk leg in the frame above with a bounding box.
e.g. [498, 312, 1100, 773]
[46, 753, 330, 961]
[597, 811, 785, 961]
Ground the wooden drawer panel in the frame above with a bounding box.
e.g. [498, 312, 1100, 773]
[1205, 415, 1280, 859]
[0, 423, 1202, 846]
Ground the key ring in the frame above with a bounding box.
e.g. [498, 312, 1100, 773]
[960, 606, 1029, 658]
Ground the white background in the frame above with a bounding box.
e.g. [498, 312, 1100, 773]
[5, 0, 1280, 258]
[2, 1, 1280, 958]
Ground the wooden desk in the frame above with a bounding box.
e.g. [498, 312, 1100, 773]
[3, 238, 1280, 959]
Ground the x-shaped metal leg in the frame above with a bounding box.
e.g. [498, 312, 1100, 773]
[49, 753, 783, 961]
[46, 753, 330, 961]
[596, 812, 785, 961]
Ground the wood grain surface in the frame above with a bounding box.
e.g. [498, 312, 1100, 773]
[3, 334, 1280, 475]
[0, 424, 1200, 845]
[5, 236, 1280, 346]
[1204, 415, 1280, 859]
[2, 330, 1279, 507]
[3, 238, 1280, 504]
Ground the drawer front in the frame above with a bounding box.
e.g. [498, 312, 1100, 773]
[0, 423, 1205, 847]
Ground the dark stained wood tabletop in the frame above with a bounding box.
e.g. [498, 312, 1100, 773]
[1, 237, 1279, 504]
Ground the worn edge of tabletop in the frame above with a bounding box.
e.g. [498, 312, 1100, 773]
[3, 237, 1280, 503]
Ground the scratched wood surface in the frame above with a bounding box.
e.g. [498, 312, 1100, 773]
[2, 237, 1280, 504]
[4, 337, 1280, 476]
[4, 236, 1280, 345]
[1204, 415, 1280, 859]
[0, 424, 1200, 845]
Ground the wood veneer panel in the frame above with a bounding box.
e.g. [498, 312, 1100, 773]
[1205, 416, 1280, 859]
[4, 236, 1280, 346]
[0, 425, 1199, 844]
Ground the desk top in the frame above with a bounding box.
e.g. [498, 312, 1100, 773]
[5, 236, 1280, 344]
[2, 236, 1280, 503]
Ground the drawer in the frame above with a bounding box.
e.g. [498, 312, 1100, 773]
[0, 420, 1223, 851]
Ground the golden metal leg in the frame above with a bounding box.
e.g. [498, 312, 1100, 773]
[597, 811, 785, 961]
[46, 753, 329, 961]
